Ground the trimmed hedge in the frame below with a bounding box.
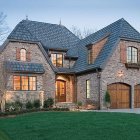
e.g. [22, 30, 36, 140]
[0, 108, 70, 117]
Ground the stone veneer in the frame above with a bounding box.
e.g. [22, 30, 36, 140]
[76, 40, 140, 109]
[0, 41, 56, 104]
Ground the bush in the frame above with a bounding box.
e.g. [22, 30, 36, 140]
[33, 100, 40, 109]
[105, 91, 110, 103]
[44, 98, 54, 108]
[5, 101, 23, 112]
[26, 101, 33, 109]
[77, 101, 82, 107]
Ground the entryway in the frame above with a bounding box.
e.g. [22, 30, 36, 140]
[107, 83, 130, 109]
[56, 80, 66, 102]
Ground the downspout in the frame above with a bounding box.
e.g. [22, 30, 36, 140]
[96, 68, 101, 110]
[74, 73, 77, 103]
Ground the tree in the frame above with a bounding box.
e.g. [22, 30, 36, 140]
[70, 25, 95, 39]
[0, 12, 10, 43]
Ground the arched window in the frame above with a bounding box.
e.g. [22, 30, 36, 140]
[20, 49, 26, 61]
[127, 47, 138, 63]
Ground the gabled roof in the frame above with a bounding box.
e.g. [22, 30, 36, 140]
[6, 18, 140, 74]
[8, 20, 80, 57]
[74, 18, 140, 73]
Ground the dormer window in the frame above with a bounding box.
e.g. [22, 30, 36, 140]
[88, 47, 93, 64]
[127, 47, 138, 63]
[51, 53, 63, 67]
[20, 48, 26, 61]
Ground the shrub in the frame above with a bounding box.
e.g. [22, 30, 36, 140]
[26, 101, 33, 109]
[105, 91, 110, 103]
[77, 101, 82, 107]
[5, 101, 23, 112]
[33, 100, 40, 109]
[44, 98, 54, 108]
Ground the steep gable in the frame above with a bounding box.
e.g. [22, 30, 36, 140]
[74, 18, 140, 73]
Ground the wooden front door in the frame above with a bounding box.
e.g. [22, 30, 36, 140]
[56, 80, 66, 102]
[134, 85, 140, 108]
[107, 83, 130, 109]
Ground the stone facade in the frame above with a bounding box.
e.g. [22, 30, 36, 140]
[76, 40, 140, 109]
[0, 41, 56, 104]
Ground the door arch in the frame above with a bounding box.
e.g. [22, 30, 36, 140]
[56, 80, 66, 102]
[134, 84, 140, 108]
[107, 83, 130, 109]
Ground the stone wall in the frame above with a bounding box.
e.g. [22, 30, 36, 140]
[101, 40, 140, 109]
[77, 73, 99, 105]
[0, 41, 56, 103]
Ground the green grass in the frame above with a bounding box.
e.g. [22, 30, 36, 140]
[0, 112, 140, 140]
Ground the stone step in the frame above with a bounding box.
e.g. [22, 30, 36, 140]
[55, 102, 77, 109]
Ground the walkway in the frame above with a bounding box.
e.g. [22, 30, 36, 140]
[81, 108, 140, 114]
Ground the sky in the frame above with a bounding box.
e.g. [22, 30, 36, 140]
[0, 0, 140, 40]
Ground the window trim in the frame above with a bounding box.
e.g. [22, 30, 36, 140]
[13, 75, 37, 91]
[51, 53, 63, 67]
[127, 46, 138, 63]
[86, 79, 91, 99]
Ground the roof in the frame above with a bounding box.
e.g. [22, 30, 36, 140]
[73, 18, 140, 73]
[5, 61, 45, 74]
[7, 18, 140, 74]
[8, 20, 80, 57]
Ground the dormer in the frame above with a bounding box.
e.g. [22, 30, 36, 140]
[87, 35, 109, 64]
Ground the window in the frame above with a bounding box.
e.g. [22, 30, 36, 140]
[127, 47, 138, 63]
[51, 53, 63, 67]
[20, 49, 26, 61]
[86, 80, 90, 98]
[88, 48, 93, 64]
[13, 76, 36, 91]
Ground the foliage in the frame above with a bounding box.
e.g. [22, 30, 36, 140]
[77, 101, 82, 107]
[0, 12, 10, 42]
[105, 91, 111, 103]
[70, 25, 95, 39]
[5, 101, 23, 112]
[33, 100, 40, 109]
[26, 101, 33, 109]
[44, 98, 54, 108]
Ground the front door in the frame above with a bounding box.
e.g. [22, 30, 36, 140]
[56, 80, 66, 102]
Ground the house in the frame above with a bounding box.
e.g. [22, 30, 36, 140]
[0, 18, 140, 110]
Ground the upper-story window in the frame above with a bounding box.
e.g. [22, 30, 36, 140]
[20, 49, 26, 61]
[51, 53, 63, 67]
[127, 47, 138, 63]
[88, 47, 93, 64]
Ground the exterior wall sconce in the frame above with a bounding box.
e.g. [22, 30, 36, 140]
[117, 70, 124, 77]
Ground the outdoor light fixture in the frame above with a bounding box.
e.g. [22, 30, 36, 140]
[117, 70, 124, 77]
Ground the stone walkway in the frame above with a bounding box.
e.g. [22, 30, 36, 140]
[81, 109, 140, 114]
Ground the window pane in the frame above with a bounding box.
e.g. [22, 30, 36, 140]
[21, 76, 28, 90]
[29, 77, 36, 90]
[14, 76, 21, 90]
[51, 54, 57, 66]
[127, 47, 138, 63]
[20, 49, 26, 61]
[57, 54, 63, 67]
[86, 80, 90, 98]
[88, 49, 92, 64]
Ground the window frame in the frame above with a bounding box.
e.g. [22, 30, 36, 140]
[87, 47, 93, 64]
[13, 75, 37, 91]
[127, 46, 138, 63]
[51, 53, 63, 67]
[20, 48, 27, 61]
[86, 79, 91, 99]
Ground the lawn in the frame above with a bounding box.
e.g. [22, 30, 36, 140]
[0, 112, 140, 140]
